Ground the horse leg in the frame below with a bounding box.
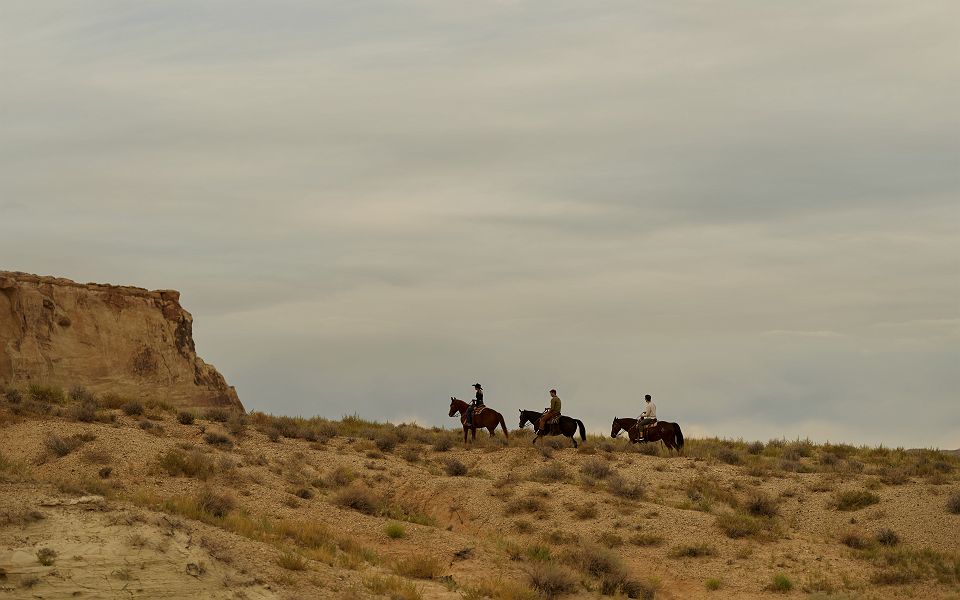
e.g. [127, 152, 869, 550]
[462, 425, 468, 444]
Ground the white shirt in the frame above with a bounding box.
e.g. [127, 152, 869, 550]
[641, 401, 657, 419]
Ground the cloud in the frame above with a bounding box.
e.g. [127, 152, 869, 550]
[1, 1, 958, 447]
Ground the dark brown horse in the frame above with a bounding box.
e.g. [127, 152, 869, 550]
[519, 409, 586, 448]
[449, 397, 509, 443]
[611, 417, 684, 452]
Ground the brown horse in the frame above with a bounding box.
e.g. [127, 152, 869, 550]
[611, 417, 684, 452]
[449, 397, 510, 444]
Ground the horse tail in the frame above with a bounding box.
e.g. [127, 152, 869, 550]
[575, 419, 586, 442]
[674, 423, 684, 449]
[499, 413, 509, 438]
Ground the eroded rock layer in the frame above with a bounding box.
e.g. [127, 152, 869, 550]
[0, 271, 241, 411]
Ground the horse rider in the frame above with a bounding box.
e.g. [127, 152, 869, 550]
[635, 394, 657, 440]
[466, 383, 484, 426]
[537, 388, 562, 432]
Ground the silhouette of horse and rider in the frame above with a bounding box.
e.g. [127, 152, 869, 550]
[447, 385, 683, 452]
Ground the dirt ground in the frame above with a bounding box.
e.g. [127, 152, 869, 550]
[1, 406, 958, 599]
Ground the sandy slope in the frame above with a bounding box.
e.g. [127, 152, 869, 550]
[1, 408, 958, 600]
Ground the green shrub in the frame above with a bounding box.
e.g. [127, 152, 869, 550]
[716, 512, 767, 539]
[391, 555, 443, 579]
[833, 489, 880, 511]
[525, 544, 552, 562]
[158, 448, 215, 479]
[385, 522, 406, 539]
[203, 407, 230, 422]
[29, 384, 64, 404]
[277, 551, 308, 570]
[4, 388, 22, 404]
[769, 573, 792, 593]
[705, 578, 722, 590]
[177, 411, 195, 425]
[746, 441, 764, 455]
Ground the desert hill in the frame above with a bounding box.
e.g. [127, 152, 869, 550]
[1, 387, 959, 600]
[0, 272, 240, 412]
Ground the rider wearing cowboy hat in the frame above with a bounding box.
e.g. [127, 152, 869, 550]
[467, 383, 484, 426]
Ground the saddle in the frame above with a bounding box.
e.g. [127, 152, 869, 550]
[634, 420, 657, 438]
[471, 405, 486, 415]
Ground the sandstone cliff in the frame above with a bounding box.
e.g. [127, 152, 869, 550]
[0, 271, 241, 411]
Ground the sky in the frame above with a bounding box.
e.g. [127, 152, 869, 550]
[1, 1, 958, 448]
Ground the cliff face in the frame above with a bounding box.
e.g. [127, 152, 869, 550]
[0, 271, 242, 411]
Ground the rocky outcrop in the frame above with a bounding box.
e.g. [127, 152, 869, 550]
[0, 271, 242, 411]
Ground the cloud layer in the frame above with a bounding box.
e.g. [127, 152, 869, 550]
[2, 1, 957, 447]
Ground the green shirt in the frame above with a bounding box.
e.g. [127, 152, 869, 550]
[550, 395, 561, 413]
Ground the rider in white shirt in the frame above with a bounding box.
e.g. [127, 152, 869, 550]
[636, 394, 657, 440]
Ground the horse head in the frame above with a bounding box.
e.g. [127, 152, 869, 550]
[611, 417, 623, 438]
[519, 409, 529, 428]
[449, 397, 463, 418]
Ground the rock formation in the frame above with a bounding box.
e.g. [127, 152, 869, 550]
[0, 271, 242, 411]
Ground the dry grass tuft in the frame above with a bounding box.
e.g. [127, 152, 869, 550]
[277, 551, 309, 571]
[158, 448, 216, 479]
[335, 483, 380, 515]
[44, 433, 94, 458]
[196, 488, 236, 518]
[36, 547, 57, 565]
[607, 475, 645, 500]
[580, 458, 612, 480]
[365, 575, 422, 600]
[531, 462, 570, 483]
[505, 497, 548, 516]
[203, 431, 233, 448]
[946, 492, 960, 515]
[745, 491, 779, 517]
[391, 555, 444, 579]
[768, 573, 793, 593]
[833, 489, 880, 511]
[444, 458, 468, 476]
[527, 564, 578, 599]
[669, 543, 716, 558]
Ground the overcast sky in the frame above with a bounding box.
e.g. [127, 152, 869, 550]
[2, 1, 958, 448]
